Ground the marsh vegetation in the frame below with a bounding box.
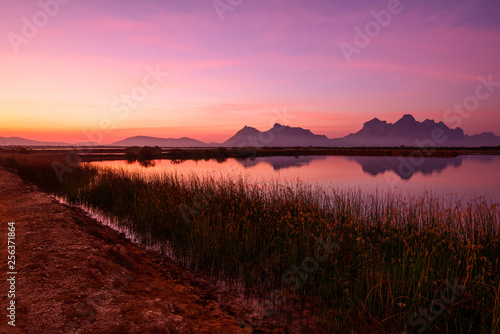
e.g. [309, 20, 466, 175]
[1, 154, 499, 333]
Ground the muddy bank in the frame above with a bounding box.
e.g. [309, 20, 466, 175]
[0, 167, 289, 333]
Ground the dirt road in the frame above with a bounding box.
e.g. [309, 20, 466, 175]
[0, 167, 273, 333]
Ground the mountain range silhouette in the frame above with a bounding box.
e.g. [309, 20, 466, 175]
[222, 114, 500, 147]
[2, 114, 499, 147]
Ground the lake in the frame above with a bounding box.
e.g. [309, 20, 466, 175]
[90, 155, 500, 204]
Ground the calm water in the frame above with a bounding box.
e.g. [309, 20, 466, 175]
[90, 155, 500, 204]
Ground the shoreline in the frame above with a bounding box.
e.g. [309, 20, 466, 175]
[0, 166, 286, 333]
[2, 146, 500, 163]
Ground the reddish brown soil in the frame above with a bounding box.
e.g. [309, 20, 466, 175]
[0, 167, 290, 334]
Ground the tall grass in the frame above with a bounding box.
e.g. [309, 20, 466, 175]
[2, 154, 499, 333]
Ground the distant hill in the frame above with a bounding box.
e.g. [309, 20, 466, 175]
[223, 123, 333, 147]
[338, 114, 500, 147]
[223, 126, 261, 147]
[0, 137, 69, 146]
[222, 115, 500, 147]
[110, 136, 209, 147]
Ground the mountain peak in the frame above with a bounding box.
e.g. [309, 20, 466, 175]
[232, 126, 260, 139]
[222, 123, 330, 147]
[361, 118, 387, 132]
[240, 125, 258, 132]
[365, 117, 384, 125]
[397, 114, 416, 123]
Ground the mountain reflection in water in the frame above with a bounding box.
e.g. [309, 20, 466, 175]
[90, 155, 500, 204]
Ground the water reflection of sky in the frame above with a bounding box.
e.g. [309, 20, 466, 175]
[90, 155, 500, 204]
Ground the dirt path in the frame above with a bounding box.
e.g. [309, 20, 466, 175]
[0, 167, 273, 334]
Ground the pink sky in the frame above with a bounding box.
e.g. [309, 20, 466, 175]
[1, 0, 499, 144]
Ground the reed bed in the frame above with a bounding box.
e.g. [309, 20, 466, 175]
[2, 154, 499, 333]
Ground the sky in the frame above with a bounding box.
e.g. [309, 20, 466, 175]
[0, 0, 499, 144]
